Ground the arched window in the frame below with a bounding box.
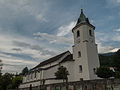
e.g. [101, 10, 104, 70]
[89, 30, 92, 36]
[77, 30, 80, 37]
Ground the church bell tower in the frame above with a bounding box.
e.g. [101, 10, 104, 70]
[72, 9, 100, 80]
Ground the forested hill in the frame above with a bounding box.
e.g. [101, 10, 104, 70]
[99, 49, 120, 67]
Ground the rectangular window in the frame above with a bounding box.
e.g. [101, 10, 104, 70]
[80, 78, 83, 81]
[31, 73, 32, 79]
[79, 65, 82, 73]
[34, 71, 36, 78]
[78, 51, 81, 57]
[28, 75, 30, 80]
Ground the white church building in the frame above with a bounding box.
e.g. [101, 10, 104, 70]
[19, 9, 100, 89]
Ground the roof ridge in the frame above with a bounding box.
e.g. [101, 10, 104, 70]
[32, 51, 70, 69]
[43, 50, 70, 61]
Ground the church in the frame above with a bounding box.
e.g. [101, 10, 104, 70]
[19, 9, 100, 89]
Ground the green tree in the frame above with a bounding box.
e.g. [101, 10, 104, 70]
[0, 59, 3, 75]
[12, 75, 23, 89]
[21, 67, 28, 75]
[55, 66, 69, 81]
[96, 66, 114, 78]
[113, 49, 120, 71]
[0, 74, 2, 90]
[114, 71, 120, 78]
[55, 66, 69, 90]
[99, 54, 114, 67]
[0, 73, 14, 90]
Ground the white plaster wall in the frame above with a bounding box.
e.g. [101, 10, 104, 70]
[41, 61, 58, 68]
[73, 43, 90, 81]
[45, 79, 63, 85]
[87, 44, 100, 79]
[19, 81, 40, 89]
[43, 65, 59, 80]
[61, 61, 75, 82]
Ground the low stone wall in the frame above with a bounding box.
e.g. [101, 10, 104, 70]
[19, 79, 120, 90]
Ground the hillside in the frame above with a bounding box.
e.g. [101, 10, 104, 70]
[99, 49, 120, 67]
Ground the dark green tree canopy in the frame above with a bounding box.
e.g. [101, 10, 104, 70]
[12, 76, 22, 89]
[0, 59, 3, 75]
[96, 66, 114, 78]
[55, 66, 69, 79]
[0, 73, 14, 90]
[21, 67, 28, 75]
[113, 49, 120, 71]
[0, 73, 23, 90]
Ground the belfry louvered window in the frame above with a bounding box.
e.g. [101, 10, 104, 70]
[89, 30, 92, 36]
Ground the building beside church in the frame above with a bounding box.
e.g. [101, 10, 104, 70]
[19, 9, 100, 89]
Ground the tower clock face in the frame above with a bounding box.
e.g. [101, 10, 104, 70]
[89, 37, 93, 43]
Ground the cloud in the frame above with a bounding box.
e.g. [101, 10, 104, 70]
[57, 21, 76, 36]
[0, 30, 59, 73]
[95, 32, 111, 42]
[36, 14, 47, 22]
[106, 0, 120, 7]
[0, 0, 119, 74]
[97, 41, 114, 53]
[2, 58, 38, 73]
[116, 0, 120, 3]
[0, 51, 34, 61]
[13, 41, 56, 56]
[34, 21, 76, 46]
[12, 48, 22, 52]
[112, 34, 120, 42]
[115, 28, 120, 32]
[112, 28, 120, 41]
[95, 31, 120, 53]
[0, 0, 50, 36]
[34, 32, 73, 45]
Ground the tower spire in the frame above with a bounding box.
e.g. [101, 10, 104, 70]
[81, 8, 83, 14]
[76, 9, 86, 25]
[72, 9, 95, 31]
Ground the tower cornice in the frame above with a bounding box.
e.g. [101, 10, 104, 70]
[72, 22, 95, 32]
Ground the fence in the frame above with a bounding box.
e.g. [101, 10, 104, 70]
[19, 79, 120, 90]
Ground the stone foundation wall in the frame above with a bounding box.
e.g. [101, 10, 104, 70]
[19, 79, 120, 90]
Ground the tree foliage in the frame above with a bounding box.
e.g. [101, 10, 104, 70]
[55, 66, 69, 90]
[96, 66, 114, 78]
[0, 59, 3, 75]
[0, 73, 14, 90]
[12, 76, 22, 89]
[55, 66, 69, 80]
[113, 49, 120, 71]
[99, 54, 114, 67]
[21, 67, 28, 75]
[0, 73, 23, 90]
[98, 49, 120, 78]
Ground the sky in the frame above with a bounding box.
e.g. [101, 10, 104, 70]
[0, 0, 120, 74]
